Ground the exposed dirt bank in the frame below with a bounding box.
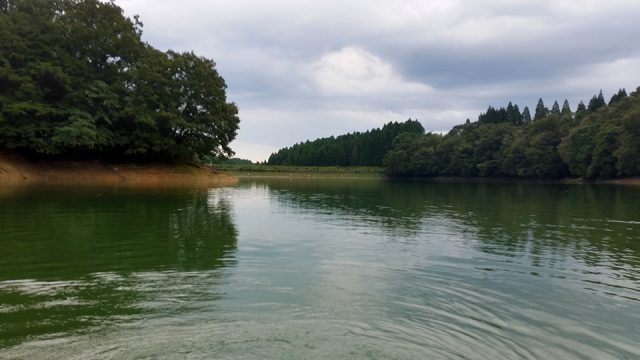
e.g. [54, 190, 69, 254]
[598, 177, 640, 186]
[0, 152, 237, 187]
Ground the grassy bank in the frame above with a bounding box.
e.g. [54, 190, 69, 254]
[213, 164, 384, 179]
[0, 152, 237, 187]
[213, 163, 383, 173]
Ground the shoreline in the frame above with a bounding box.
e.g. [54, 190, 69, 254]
[390, 175, 640, 186]
[2, 152, 638, 187]
[0, 153, 238, 187]
[228, 169, 640, 186]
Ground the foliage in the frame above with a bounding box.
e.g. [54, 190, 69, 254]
[383, 132, 443, 176]
[534, 98, 549, 121]
[0, 0, 239, 160]
[587, 90, 607, 112]
[385, 88, 640, 179]
[267, 119, 424, 166]
[559, 89, 640, 178]
[205, 156, 254, 165]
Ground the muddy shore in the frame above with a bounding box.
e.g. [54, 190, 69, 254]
[0, 153, 237, 187]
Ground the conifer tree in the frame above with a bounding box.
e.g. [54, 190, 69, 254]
[576, 101, 587, 120]
[506, 102, 522, 125]
[561, 99, 572, 116]
[522, 106, 532, 123]
[609, 88, 628, 106]
[588, 90, 607, 112]
[513, 104, 522, 125]
[534, 99, 548, 121]
[551, 100, 561, 115]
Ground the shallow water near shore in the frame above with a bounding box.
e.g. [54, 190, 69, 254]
[1, 179, 639, 359]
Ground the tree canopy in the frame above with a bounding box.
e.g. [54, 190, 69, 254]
[267, 120, 424, 167]
[384, 88, 640, 179]
[0, 0, 239, 160]
[267, 87, 639, 179]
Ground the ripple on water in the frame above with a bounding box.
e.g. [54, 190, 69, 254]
[2, 182, 640, 359]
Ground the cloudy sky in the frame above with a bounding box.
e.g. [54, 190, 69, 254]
[118, 0, 640, 161]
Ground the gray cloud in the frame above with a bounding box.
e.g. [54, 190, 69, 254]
[118, 0, 640, 161]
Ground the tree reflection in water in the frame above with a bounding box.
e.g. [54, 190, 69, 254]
[0, 186, 238, 347]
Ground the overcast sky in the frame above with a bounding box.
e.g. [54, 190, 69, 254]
[118, 0, 640, 161]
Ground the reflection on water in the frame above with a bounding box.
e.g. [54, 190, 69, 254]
[0, 187, 237, 349]
[1, 180, 639, 359]
[262, 179, 640, 281]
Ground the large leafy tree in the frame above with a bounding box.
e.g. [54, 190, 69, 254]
[383, 132, 443, 176]
[0, 0, 239, 160]
[560, 89, 640, 178]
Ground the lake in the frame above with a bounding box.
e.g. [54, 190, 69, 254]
[1, 178, 639, 359]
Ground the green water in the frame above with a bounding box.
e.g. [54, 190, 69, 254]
[0, 179, 639, 359]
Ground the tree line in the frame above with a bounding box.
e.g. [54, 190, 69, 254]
[268, 87, 638, 179]
[267, 120, 424, 166]
[384, 88, 639, 179]
[0, 0, 239, 160]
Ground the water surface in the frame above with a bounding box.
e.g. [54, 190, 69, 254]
[1, 179, 639, 359]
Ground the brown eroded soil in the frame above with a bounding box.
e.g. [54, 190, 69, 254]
[599, 177, 640, 186]
[0, 152, 237, 187]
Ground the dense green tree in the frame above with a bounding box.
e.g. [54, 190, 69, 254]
[472, 123, 512, 176]
[589, 123, 621, 178]
[614, 106, 640, 175]
[478, 106, 508, 124]
[551, 100, 561, 115]
[384, 87, 640, 179]
[268, 119, 424, 166]
[561, 99, 572, 117]
[522, 115, 570, 178]
[534, 98, 548, 121]
[383, 132, 443, 176]
[575, 101, 588, 120]
[609, 88, 628, 106]
[438, 124, 477, 176]
[588, 90, 607, 112]
[522, 106, 532, 123]
[0, 0, 239, 160]
[506, 102, 522, 125]
[558, 124, 597, 176]
[559, 89, 640, 178]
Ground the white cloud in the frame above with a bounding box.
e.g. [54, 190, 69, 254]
[311, 47, 432, 96]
